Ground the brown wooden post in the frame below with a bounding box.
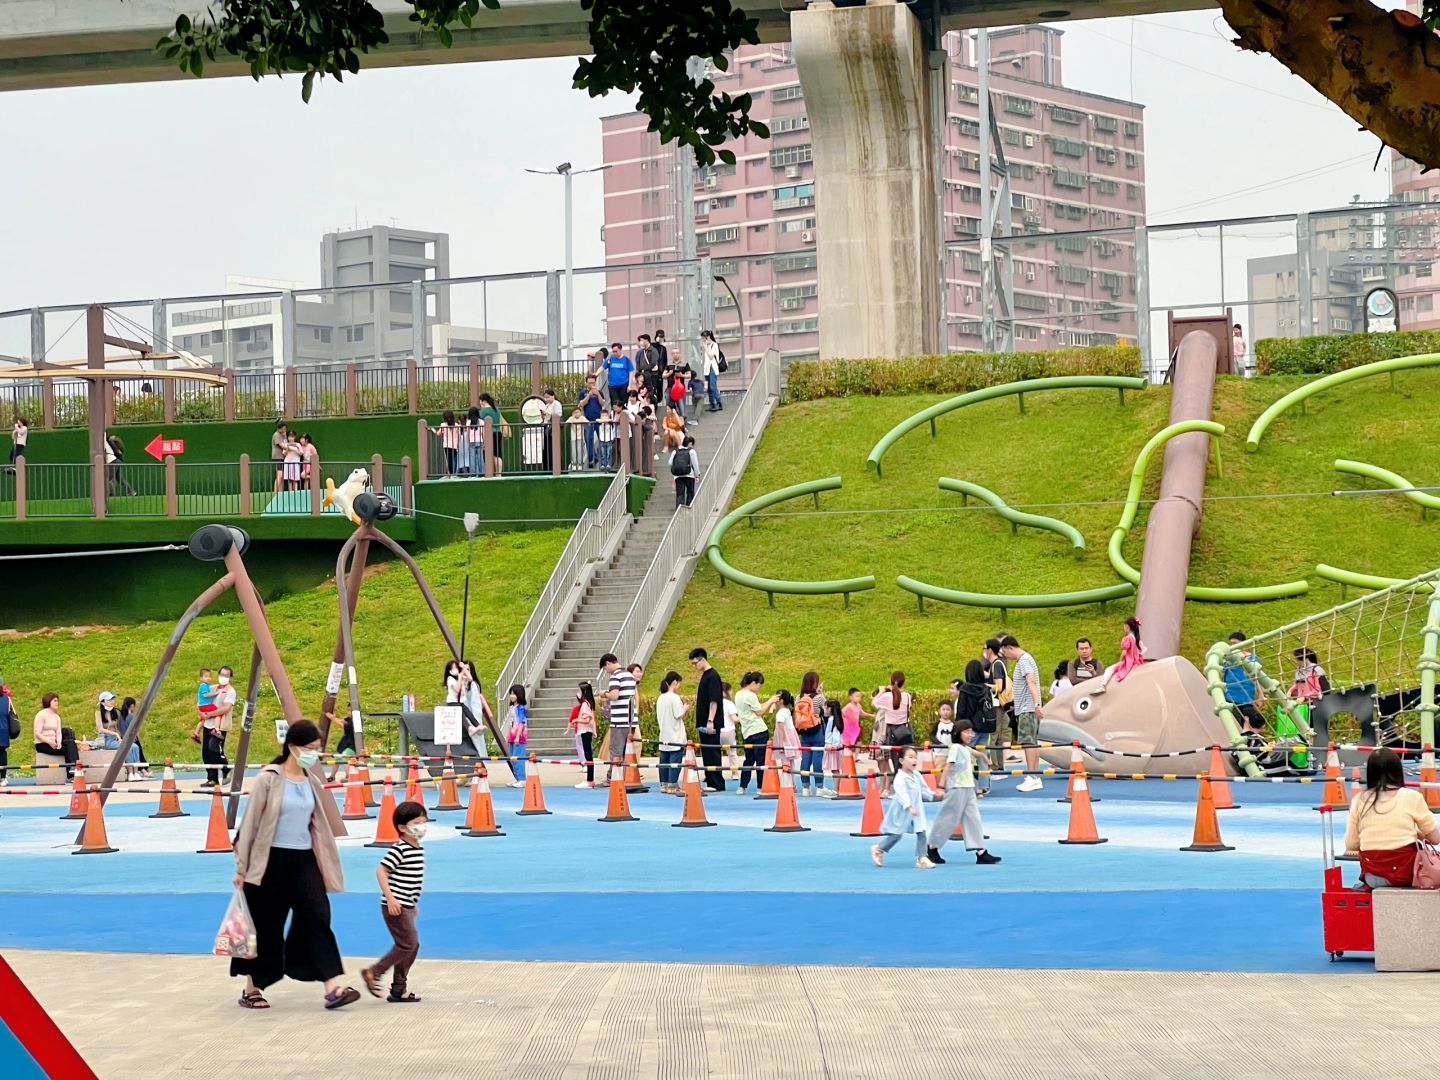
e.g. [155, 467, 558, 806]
[406, 359, 419, 414]
[416, 419, 429, 480]
[164, 454, 177, 517]
[91, 453, 106, 519]
[401, 456, 413, 512]
[618, 412, 632, 473]
[482, 417, 496, 477]
[41, 380, 55, 430]
[239, 452, 251, 516]
[283, 366, 297, 420]
[14, 455, 25, 521]
[371, 453, 384, 492]
[530, 354, 542, 397]
[162, 378, 176, 424]
[345, 364, 359, 417]
[223, 370, 236, 422]
[550, 414, 562, 476]
[468, 359, 480, 409]
[310, 459, 322, 515]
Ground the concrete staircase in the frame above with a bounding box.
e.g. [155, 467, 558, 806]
[526, 400, 738, 757]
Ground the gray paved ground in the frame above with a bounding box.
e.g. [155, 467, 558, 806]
[9, 950, 1438, 1078]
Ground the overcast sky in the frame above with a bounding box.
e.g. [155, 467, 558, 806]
[0, 7, 1395, 357]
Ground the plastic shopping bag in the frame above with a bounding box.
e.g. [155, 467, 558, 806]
[214, 887, 257, 959]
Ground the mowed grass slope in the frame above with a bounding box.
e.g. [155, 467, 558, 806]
[652, 369, 1440, 695]
[1, 529, 569, 773]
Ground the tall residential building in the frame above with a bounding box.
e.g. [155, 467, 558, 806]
[600, 27, 1146, 366]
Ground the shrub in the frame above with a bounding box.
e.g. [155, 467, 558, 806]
[1255, 329, 1440, 376]
[784, 344, 1141, 401]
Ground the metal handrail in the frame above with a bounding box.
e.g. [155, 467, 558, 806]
[609, 349, 781, 665]
[492, 467, 631, 700]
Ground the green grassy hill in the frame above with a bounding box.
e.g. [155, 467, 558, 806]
[2, 529, 568, 773]
[651, 369, 1440, 699]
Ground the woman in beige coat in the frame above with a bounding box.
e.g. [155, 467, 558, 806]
[231, 720, 359, 1010]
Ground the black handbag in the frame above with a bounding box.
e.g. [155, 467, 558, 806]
[6, 707, 19, 741]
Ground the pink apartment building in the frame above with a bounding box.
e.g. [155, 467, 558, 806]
[600, 26, 1146, 365]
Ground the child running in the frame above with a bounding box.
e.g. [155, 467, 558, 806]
[871, 745, 936, 869]
[361, 800, 428, 1003]
[928, 719, 1002, 866]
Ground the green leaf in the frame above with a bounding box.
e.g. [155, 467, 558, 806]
[191, 53, 203, 77]
[302, 69, 316, 103]
[436, 24, 453, 48]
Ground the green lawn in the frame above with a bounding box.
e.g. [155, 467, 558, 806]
[2, 528, 568, 773]
[651, 370, 1440, 703]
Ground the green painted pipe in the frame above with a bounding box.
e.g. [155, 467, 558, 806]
[938, 477, 1085, 551]
[1245, 352, 1440, 452]
[1418, 593, 1440, 753]
[1334, 458, 1440, 511]
[1107, 419, 1308, 602]
[865, 375, 1146, 476]
[895, 574, 1132, 610]
[706, 475, 876, 600]
[1315, 563, 1435, 593]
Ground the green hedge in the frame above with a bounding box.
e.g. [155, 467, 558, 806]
[784, 345, 1141, 401]
[1255, 329, 1440, 376]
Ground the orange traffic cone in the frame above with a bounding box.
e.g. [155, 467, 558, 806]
[433, 749, 463, 812]
[357, 755, 375, 807]
[1421, 745, 1440, 811]
[1057, 742, 1101, 804]
[149, 759, 189, 819]
[459, 765, 504, 837]
[755, 743, 780, 800]
[365, 778, 400, 848]
[765, 763, 811, 833]
[835, 746, 862, 800]
[405, 757, 423, 805]
[1181, 774, 1235, 852]
[674, 745, 716, 829]
[61, 764, 88, 820]
[1314, 743, 1350, 810]
[1057, 769, 1107, 845]
[599, 761, 638, 822]
[623, 731, 650, 794]
[517, 754, 552, 816]
[1208, 744, 1238, 809]
[340, 763, 372, 820]
[196, 786, 234, 853]
[72, 787, 118, 855]
[920, 742, 940, 796]
[850, 760, 884, 837]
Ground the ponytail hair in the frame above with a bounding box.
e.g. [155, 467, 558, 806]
[889, 670, 906, 710]
[1125, 616, 1142, 650]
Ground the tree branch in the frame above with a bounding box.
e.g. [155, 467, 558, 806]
[1220, 0, 1440, 169]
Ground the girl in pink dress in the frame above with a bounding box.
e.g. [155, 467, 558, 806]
[1094, 617, 1145, 694]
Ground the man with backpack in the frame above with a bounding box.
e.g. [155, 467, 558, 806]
[669, 435, 698, 509]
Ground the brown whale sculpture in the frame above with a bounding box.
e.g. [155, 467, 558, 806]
[1035, 655, 1233, 777]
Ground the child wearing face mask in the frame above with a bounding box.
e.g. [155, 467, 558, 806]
[362, 800, 429, 1004]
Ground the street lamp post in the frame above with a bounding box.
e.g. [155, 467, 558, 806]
[714, 274, 744, 376]
[526, 162, 610, 362]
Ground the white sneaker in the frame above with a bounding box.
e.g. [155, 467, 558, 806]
[574, 782, 590, 789]
[870, 845, 885, 867]
[1017, 776, 1042, 792]
[818, 788, 836, 799]
[915, 857, 936, 869]
[799, 788, 809, 797]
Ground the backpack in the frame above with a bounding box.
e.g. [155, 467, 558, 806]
[717, 348, 728, 373]
[669, 448, 692, 476]
[795, 695, 821, 732]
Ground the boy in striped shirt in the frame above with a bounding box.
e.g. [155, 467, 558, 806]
[361, 800, 428, 1003]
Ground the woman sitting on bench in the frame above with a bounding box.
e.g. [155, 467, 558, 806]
[1346, 747, 1440, 888]
[34, 692, 84, 781]
[95, 691, 143, 782]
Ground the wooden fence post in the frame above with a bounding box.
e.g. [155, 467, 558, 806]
[283, 366, 297, 420]
[14, 455, 25, 520]
[468, 359, 480, 409]
[92, 453, 106, 519]
[41, 381, 55, 430]
[618, 413, 632, 474]
[401, 456, 413, 512]
[163, 379, 176, 424]
[371, 453, 384, 492]
[239, 453, 251, 516]
[164, 455, 177, 517]
[406, 359, 419, 414]
[482, 418, 496, 478]
[345, 364, 359, 417]
[310, 459, 322, 515]
[416, 419, 429, 481]
[530, 354, 543, 397]
[550, 414, 562, 476]
[224, 370, 237, 422]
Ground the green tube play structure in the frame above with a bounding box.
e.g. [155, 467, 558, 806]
[938, 477, 1085, 552]
[1107, 419, 1309, 602]
[1333, 458, 1440, 512]
[1201, 642, 1314, 778]
[895, 574, 1133, 614]
[1245, 352, 1440, 452]
[705, 476, 877, 606]
[1315, 564, 1435, 594]
[865, 375, 1146, 476]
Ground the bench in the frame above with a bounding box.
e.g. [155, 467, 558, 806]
[78, 748, 120, 777]
[1373, 889, 1440, 971]
[34, 750, 67, 785]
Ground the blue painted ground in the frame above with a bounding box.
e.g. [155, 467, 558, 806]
[0, 777, 1348, 972]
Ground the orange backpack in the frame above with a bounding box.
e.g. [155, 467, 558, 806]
[795, 694, 821, 731]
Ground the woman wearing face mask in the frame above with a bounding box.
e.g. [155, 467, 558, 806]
[231, 720, 359, 1011]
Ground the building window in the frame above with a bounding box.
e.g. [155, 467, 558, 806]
[1092, 178, 1119, 196]
[1123, 120, 1140, 137]
[714, 259, 739, 275]
[962, 250, 982, 272]
[955, 150, 980, 172]
[1053, 168, 1086, 190]
[1092, 114, 1119, 133]
[773, 183, 815, 209]
[1002, 94, 1034, 116]
[1124, 151, 1138, 168]
[954, 82, 979, 104]
[1421, 295, 1435, 312]
[769, 144, 813, 167]
[1093, 147, 1118, 165]
[777, 284, 818, 302]
[960, 184, 981, 203]
[778, 318, 819, 334]
[772, 84, 804, 102]
[1050, 106, 1085, 125]
[1057, 263, 1090, 285]
[1098, 271, 1124, 293]
[709, 196, 737, 209]
[774, 252, 817, 272]
[955, 216, 980, 236]
[956, 118, 981, 138]
[1418, 263, 1433, 278]
[705, 227, 739, 244]
[750, 223, 769, 233]
[1046, 135, 1086, 158]
[773, 114, 810, 133]
[780, 218, 816, 233]
[1055, 235, 1088, 253]
[1014, 292, 1048, 312]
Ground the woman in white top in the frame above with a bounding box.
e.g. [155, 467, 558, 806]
[449, 660, 494, 763]
[700, 329, 723, 412]
[9, 417, 27, 465]
[656, 670, 689, 794]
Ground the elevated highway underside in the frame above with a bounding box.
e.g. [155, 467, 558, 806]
[2, 0, 1211, 92]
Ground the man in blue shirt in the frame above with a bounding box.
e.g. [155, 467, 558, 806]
[578, 374, 603, 467]
[1223, 631, 1266, 736]
[600, 342, 633, 407]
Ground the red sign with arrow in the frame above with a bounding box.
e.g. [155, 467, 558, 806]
[144, 434, 186, 461]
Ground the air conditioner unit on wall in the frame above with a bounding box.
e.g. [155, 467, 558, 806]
[1023, 134, 1036, 147]
[801, 230, 814, 242]
[705, 176, 718, 190]
[785, 165, 801, 179]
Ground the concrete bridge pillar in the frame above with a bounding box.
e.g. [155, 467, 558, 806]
[793, 0, 940, 360]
